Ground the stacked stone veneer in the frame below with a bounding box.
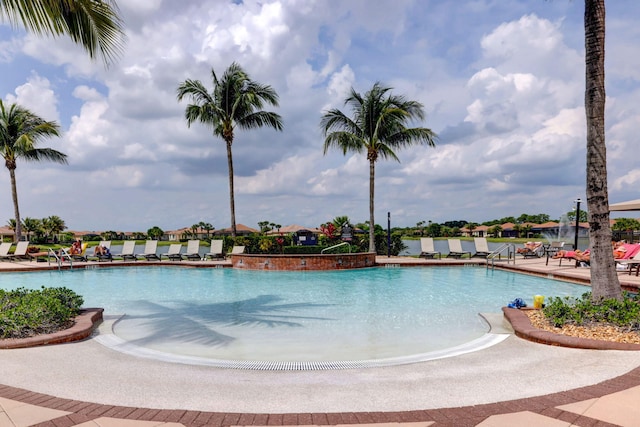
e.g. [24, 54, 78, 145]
[231, 253, 376, 270]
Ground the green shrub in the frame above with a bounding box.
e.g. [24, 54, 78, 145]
[543, 292, 640, 330]
[0, 287, 84, 339]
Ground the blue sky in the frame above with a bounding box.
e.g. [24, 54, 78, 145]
[1, 0, 639, 233]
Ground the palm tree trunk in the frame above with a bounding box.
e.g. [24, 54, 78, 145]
[9, 168, 21, 242]
[585, 0, 621, 301]
[369, 159, 376, 253]
[226, 140, 237, 237]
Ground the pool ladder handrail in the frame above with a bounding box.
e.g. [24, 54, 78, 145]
[48, 248, 73, 270]
[321, 242, 351, 254]
[486, 243, 516, 269]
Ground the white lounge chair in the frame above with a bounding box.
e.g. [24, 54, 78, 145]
[9, 241, 30, 260]
[418, 237, 440, 259]
[204, 240, 224, 260]
[446, 239, 470, 258]
[117, 241, 137, 261]
[162, 243, 183, 261]
[472, 237, 491, 258]
[228, 245, 245, 258]
[183, 240, 201, 260]
[137, 240, 160, 261]
[0, 242, 12, 258]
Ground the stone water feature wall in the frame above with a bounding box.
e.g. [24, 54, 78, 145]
[231, 253, 376, 270]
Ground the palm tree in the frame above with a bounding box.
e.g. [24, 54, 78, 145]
[199, 221, 214, 238]
[21, 216, 41, 240]
[177, 62, 283, 237]
[147, 226, 163, 240]
[321, 82, 437, 252]
[0, 0, 125, 66]
[0, 101, 66, 242]
[584, 0, 621, 300]
[42, 215, 66, 241]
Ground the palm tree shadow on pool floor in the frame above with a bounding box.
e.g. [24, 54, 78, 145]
[114, 295, 335, 349]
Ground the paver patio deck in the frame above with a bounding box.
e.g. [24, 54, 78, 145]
[1, 254, 640, 426]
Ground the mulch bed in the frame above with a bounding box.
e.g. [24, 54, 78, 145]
[525, 309, 640, 344]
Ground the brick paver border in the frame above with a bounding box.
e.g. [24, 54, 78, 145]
[2, 366, 639, 426]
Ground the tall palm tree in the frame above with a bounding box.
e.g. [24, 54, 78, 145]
[177, 62, 283, 237]
[0, 0, 125, 66]
[0, 101, 66, 242]
[42, 214, 66, 240]
[584, 0, 621, 300]
[321, 82, 437, 252]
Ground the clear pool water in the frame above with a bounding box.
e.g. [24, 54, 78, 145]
[1, 266, 588, 362]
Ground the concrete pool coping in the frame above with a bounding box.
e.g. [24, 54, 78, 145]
[2, 255, 640, 425]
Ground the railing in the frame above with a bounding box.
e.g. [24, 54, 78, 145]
[486, 243, 516, 269]
[48, 248, 73, 270]
[321, 242, 351, 254]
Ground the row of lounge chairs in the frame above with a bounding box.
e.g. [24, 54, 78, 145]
[90, 240, 244, 262]
[0, 240, 245, 263]
[419, 237, 490, 259]
[554, 243, 640, 274]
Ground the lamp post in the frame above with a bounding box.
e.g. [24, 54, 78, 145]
[574, 198, 582, 250]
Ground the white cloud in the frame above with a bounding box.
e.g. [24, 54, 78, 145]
[0, 1, 638, 230]
[4, 73, 59, 122]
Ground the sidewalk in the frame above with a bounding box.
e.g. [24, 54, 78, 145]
[1, 255, 640, 426]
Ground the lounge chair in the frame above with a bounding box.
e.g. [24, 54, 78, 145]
[418, 237, 440, 259]
[70, 243, 89, 262]
[618, 248, 640, 276]
[446, 239, 470, 258]
[544, 241, 565, 265]
[94, 241, 113, 262]
[472, 237, 491, 258]
[162, 243, 183, 261]
[203, 240, 224, 260]
[137, 240, 160, 261]
[556, 249, 590, 267]
[1, 241, 29, 261]
[228, 245, 245, 258]
[517, 242, 543, 258]
[116, 241, 137, 261]
[183, 240, 202, 260]
[0, 242, 13, 259]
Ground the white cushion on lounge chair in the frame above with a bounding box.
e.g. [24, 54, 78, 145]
[419, 238, 440, 259]
[204, 240, 224, 260]
[473, 237, 491, 257]
[184, 240, 201, 260]
[138, 240, 160, 261]
[0, 242, 12, 258]
[230, 245, 245, 255]
[118, 241, 136, 260]
[163, 243, 183, 261]
[447, 239, 470, 258]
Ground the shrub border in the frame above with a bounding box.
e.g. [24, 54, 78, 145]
[0, 308, 103, 349]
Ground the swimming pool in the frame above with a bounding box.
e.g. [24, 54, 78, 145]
[1, 266, 588, 365]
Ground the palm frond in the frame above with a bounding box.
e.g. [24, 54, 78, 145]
[1, 0, 126, 66]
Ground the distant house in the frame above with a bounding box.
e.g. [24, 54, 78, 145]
[214, 224, 259, 236]
[165, 227, 217, 241]
[460, 225, 489, 237]
[0, 226, 14, 241]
